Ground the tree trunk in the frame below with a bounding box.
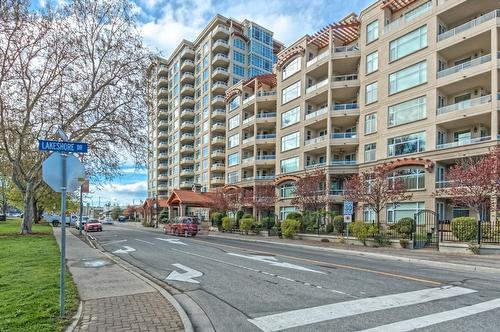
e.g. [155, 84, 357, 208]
[33, 199, 39, 224]
[376, 209, 380, 229]
[21, 181, 34, 234]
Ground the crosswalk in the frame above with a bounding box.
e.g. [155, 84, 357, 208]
[248, 285, 500, 332]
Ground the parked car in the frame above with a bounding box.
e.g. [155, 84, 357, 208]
[75, 216, 89, 230]
[118, 215, 126, 223]
[42, 213, 62, 227]
[100, 216, 114, 225]
[164, 216, 199, 237]
[84, 219, 102, 232]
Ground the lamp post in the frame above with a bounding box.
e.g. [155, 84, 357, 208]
[154, 193, 159, 228]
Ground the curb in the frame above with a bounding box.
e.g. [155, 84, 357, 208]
[207, 234, 500, 275]
[82, 232, 194, 332]
[65, 301, 83, 332]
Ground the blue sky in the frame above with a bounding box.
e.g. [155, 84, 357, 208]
[38, 0, 374, 206]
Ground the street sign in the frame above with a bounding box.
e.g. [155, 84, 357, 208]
[344, 215, 352, 223]
[38, 139, 88, 153]
[42, 152, 85, 193]
[343, 201, 353, 215]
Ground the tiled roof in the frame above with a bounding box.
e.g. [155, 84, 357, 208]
[166, 190, 216, 207]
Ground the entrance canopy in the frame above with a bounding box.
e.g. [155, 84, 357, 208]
[166, 190, 215, 208]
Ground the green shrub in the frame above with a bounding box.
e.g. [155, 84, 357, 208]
[333, 215, 344, 234]
[261, 216, 275, 229]
[211, 212, 224, 227]
[239, 218, 254, 234]
[159, 209, 169, 223]
[390, 217, 414, 239]
[373, 233, 390, 247]
[325, 222, 334, 233]
[286, 212, 302, 222]
[242, 213, 253, 219]
[400, 239, 409, 248]
[221, 217, 235, 232]
[236, 210, 244, 220]
[282, 219, 301, 238]
[304, 220, 317, 232]
[451, 217, 477, 242]
[348, 221, 378, 246]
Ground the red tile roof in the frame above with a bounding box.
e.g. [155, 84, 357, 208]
[166, 190, 216, 207]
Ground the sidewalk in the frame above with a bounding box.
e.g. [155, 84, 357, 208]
[53, 227, 189, 332]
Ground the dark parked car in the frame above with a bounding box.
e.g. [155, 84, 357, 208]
[164, 216, 199, 237]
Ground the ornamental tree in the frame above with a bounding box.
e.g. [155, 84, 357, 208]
[291, 169, 330, 213]
[245, 184, 276, 221]
[344, 164, 412, 228]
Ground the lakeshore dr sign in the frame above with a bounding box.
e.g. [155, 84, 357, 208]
[38, 139, 88, 153]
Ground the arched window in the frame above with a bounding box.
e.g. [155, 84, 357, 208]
[389, 168, 425, 190]
[280, 182, 296, 198]
[282, 57, 301, 80]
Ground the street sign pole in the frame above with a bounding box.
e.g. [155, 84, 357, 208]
[59, 152, 67, 318]
[79, 184, 83, 235]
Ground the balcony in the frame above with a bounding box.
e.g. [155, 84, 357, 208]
[180, 133, 194, 143]
[181, 59, 195, 71]
[243, 94, 256, 105]
[158, 88, 168, 97]
[158, 76, 168, 87]
[438, 9, 500, 42]
[213, 53, 229, 66]
[330, 160, 357, 166]
[180, 157, 194, 165]
[256, 133, 276, 142]
[437, 95, 491, 115]
[180, 48, 195, 59]
[180, 109, 194, 119]
[331, 132, 358, 146]
[255, 175, 275, 180]
[157, 184, 169, 191]
[305, 106, 328, 121]
[211, 95, 225, 106]
[384, 0, 432, 34]
[158, 99, 168, 108]
[305, 162, 327, 170]
[436, 136, 491, 150]
[180, 72, 195, 83]
[158, 131, 168, 139]
[211, 177, 225, 186]
[212, 67, 229, 80]
[180, 145, 194, 153]
[330, 189, 346, 196]
[242, 156, 254, 164]
[211, 150, 225, 158]
[242, 136, 254, 145]
[180, 96, 195, 107]
[435, 180, 454, 189]
[158, 141, 168, 149]
[158, 120, 168, 128]
[331, 103, 360, 116]
[256, 91, 277, 101]
[158, 163, 168, 170]
[306, 51, 330, 68]
[158, 152, 168, 160]
[437, 54, 491, 79]
[158, 173, 168, 180]
[211, 109, 226, 119]
[158, 64, 168, 75]
[212, 39, 229, 52]
[305, 79, 328, 94]
[331, 132, 357, 139]
[180, 169, 194, 177]
[331, 74, 359, 88]
[212, 136, 225, 145]
[256, 112, 276, 121]
[211, 163, 225, 172]
[242, 115, 255, 126]
[180, 84, 194, 95]
[212, 122, 225, 131]
[180, 181, 194, 188]
[332, 44, 360, 58]
[180, 121, 194, 130]
[305, 135, 327, 146]
[211, 24, 230, 38]
[255, 155, 276, 165]
[212, 81, 228, 92]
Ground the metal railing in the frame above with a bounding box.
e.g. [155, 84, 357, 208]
[438, 10, 500, 41]
[242, 156, 254, 163]
[242, 137, 254, 144]
[305, 135, 327, 146]
[305, 162, 326, 169]
[332, 73, 358, 82]
[256, 155, 276, 160]
[332, 103, 359, 111]
[305, 79, 328, 94]
[256, 134, 276, 139]
[243, 94, 256, 104]
[437, 95, 491, 115]
[333, 44, 359, 53]
[437, 54, 491, 78]
[306, 50, 330, 67]
[330, 160, 357, 166]
[256, 112, 276, 118]
[331, 132, 357, 139]
[305, 107, 328, 120]
[242, 116, 255, 125]
[384, 1, 432, 34]
[257, 91, 277, 97]
[255, 175, 275, 180]
[436, 136, 491, 150]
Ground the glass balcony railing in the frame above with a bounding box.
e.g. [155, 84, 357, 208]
[256, 134, 276, 139]
[306, 50, 330, 67]
[305, 107, 328, 120]
[242, 115, 255, 125]
[436, 136, 491, 150]
[255, 175, 275, 180]
[333, 44, 359, 53]
[257, 91, 277, 97]
[331, 132, 357, 139]
[305, 136, 327, 146]
[331, 74, 358, 82]
[256, 112, 276, 118]
[305, 162, 327, 169]
[437, 54, 491, 78]
[330, 160, 357, 166]
[332, 103, 359, 111]
[256, 155, 276, 160]
[243, 94, 256, 104]
[305, 79, 328, 94]
[384, 1, 432, 34]
[436, 95, 491, 115]
[438, 10, 500, 42]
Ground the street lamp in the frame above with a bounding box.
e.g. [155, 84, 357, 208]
[153, 193, 159, 228]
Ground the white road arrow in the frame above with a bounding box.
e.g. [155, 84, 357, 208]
[228, 253, 325, 274]
[165, 263, 203, 284]
[155, 238, 187, 245]
[113, 246, 136, 254]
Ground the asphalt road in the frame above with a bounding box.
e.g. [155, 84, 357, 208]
[91, 223, 500, 332]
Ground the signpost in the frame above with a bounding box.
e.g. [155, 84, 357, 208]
[39, 136, 87, 318]
[343, 201, 353, 245]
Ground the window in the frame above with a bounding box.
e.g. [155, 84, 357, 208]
[388, 96, 426, 127]
[280, 156, 299, 173]
[388, 131, 425, 157]
[228, 114, 240, 130]
[365, 113, 377, 134]
[229, 97, 240, 110]
[365, 82, 378, 104]
[228, 152, 239, 166]
[233, 64, 245, 77]
[281, 106, 300, 128]
[202, 121, 208, 131]
[203, 56, 209, 68]
[389, 169, 425, 190]
[202, 95, 208, 107]
[233, 38, 246, 50]
[389, 26, 427, 62]
[202, 133, 209, 144]
[366, 51, 378, 74]
[202, 159, 208, 170]
[389, 61, 427, 94]
[363, 206, 376, 223]
[228, 133, 239, 148]
[202, 108, 208, 119]
[281, 132, 300, 152]
[203, 69, 208, 80]
[282, 57, 301, 80]
[280, 206, 297, 220]
[233, 51, 245, 63]
[227, 171, 239, 184]
[364, 143, 376, 162]
[202, 41, 209, 54]
[387, 202, 425, 223]
[366, 20, 379, 43]
[202, 146, 209, 157]
[282, 81, 301, 104]
[280, 182, 296, 198]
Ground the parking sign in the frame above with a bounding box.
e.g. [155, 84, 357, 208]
[343, 201, 353, 216]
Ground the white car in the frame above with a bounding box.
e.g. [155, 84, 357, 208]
[100, 216, 114, 225]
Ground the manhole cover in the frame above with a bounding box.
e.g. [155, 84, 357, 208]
[72, 258, 114, 268]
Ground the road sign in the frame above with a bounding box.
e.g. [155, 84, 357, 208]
[42, 152, 85, 192]
[343, 201, 353, 215]
[344, 215, 352, 223]
[38, 139, 88, 153]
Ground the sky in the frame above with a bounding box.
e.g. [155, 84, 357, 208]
[39, 0, 373, 207]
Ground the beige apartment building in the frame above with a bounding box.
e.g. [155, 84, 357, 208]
[147, 16, 283, 200]
[223, 0, 499, 222]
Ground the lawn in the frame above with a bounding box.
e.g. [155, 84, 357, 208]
[0, 218, 79, 332]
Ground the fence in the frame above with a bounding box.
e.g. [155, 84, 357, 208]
[439, 220, 500, 244]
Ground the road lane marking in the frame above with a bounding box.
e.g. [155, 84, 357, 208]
[112, 246, 136, 254]
[248, 286, 476, 332]
[228, 253, 325, 274]
[166, 263, 203, 284]
[189, 238, 441, 286]
[155, 238, 187, 245]
[135, 239, 155, 245]
[101, 239, 127, 246]
[360, 298, 500, 332]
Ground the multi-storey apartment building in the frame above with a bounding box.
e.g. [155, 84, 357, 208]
[223, 0, 499, 222]
[147, 16, 283, 199]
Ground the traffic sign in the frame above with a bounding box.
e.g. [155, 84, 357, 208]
[344, 215, 352, 223]
[42, 152, 85, 192]
[38, 139, 88, 153]
[343, 201, 353, 215]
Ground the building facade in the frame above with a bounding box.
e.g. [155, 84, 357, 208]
[147, 16, 283, 199]
[224, 0, 500, 223]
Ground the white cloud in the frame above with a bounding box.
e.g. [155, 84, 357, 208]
[86, 181, 147, 206]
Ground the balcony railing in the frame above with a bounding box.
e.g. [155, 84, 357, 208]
[333, 44, 359, 53]
[331, 132, 357, 139]
[436, 136, 491, 150]
[242, 156, 254, 163]
[438, 10, 500, 42]
[305, 106, 328, 120]
[243, 94, 256, 104]
[437, 95, 491, 115]
[332, 103, 359, 111]
[256, 91, 277, 97]
[256, 134, 276, 139]
[242, 116, 255, 125]
[305, 162, 326, 169]
[384, 0, 432, 34]
[256, 155, 276, 160]
[305, 79, 328, 94]
[242, 137, 254, 144]
[255, 175, 276, 180]
[332, 74, 358, 82]
[305, 135, 327, 146]
[437, 54, 491, 78]
[330, 160, 357, 166]
[306, 51, 330, 67]
[256, 112, 276, 118]
[435, 180, 454, 189]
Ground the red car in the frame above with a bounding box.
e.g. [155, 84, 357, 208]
[84, 219, 103, 232]
[164, 216, 199, 237]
